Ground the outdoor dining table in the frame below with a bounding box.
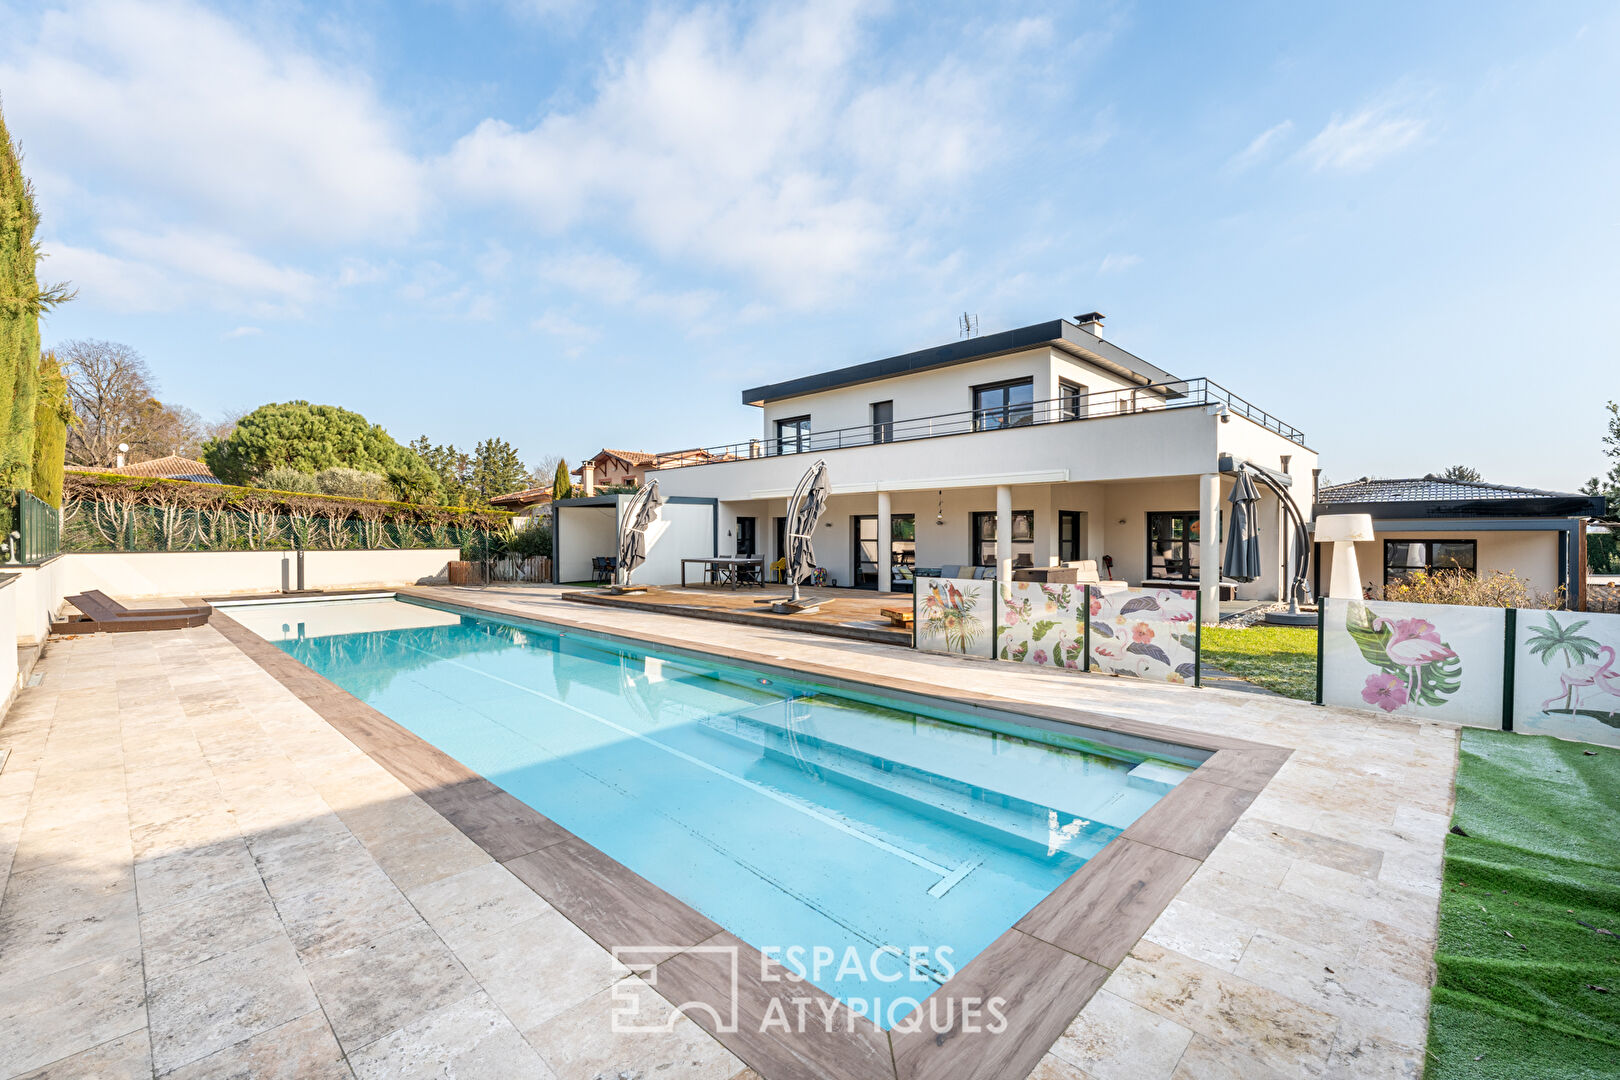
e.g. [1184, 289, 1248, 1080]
[680, 557, 765, 588]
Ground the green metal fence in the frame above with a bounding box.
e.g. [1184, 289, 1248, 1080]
[2, 490, 62, 565]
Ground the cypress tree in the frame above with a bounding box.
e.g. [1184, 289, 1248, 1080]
[29, 350, 72, 506]
[0, 101, 71, 492]
[552, 458, 574, 502]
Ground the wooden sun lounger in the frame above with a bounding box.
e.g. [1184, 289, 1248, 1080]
[52, 590, 212, 634]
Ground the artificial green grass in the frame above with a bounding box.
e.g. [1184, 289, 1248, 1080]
[1197, 624, 1317, 700]
[1426, 729, 1620, 1079]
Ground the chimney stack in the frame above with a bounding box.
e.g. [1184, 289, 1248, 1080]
[581, 460, 596, 496]
[115, 442, 129, 468]
[1074, 312, 1105, 337]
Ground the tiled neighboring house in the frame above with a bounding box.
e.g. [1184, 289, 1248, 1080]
[1312, 476, 1607, 604]
[488, 485, 552, 530]
[69, 454, 222, 484]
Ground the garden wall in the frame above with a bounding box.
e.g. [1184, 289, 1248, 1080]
[1318, 596, 1620, 748]
[4, 549, 459, 644]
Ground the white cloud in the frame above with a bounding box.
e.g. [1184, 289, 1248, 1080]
[224, 326, 263, 339]
[41, 241, 177, 314]
[1227, 120, 1294, 172]
[1098, 253, 1142, 274]
[442, 2, 1048, 302]
[46, 228, 321, 315]
[0, 0, 425, 243]
[1301, 104, 1426, 172]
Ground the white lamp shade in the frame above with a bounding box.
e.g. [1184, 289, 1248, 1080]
[1315, 513, 1375, 544]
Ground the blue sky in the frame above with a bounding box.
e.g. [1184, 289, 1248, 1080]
[3, 0, 1617, 488]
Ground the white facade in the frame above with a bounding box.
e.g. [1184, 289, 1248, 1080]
[557, 320, 1317, 622]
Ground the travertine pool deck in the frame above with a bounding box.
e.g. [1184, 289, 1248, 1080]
[0, 584, 1456, 1078]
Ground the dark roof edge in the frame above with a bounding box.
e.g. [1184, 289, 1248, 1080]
[1311, 495, 1608, 520]
[740, 319, 1179, 406]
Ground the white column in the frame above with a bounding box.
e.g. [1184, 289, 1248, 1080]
[876, 491, 892, 594]
[1199, 472, 1221, 624]
[996, 485, 1013, 581]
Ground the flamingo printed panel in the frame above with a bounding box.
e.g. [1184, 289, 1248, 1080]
[1512, 609, 1620, 748]
[1320, 598, 1506, 727]
[1087, 586, 1199, 684]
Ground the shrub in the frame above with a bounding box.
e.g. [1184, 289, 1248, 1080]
[315, 467, 393, 501]
[508, 523, 552, 558]
[1370, 569, 1562, 609]
[256, 466, 319, 493]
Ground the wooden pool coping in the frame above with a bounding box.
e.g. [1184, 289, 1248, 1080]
[209, 588, 1291, 1080]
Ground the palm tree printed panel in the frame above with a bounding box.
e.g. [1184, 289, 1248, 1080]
[996, 580, 1087, 669]
[1088, 587, 1199, 684]
[916, 577, 993, 657]
[1513, 609, 1620, 748]
[1320, 598, 1505, 727]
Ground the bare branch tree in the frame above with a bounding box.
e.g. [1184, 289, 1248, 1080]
[60, 340, 158, 466]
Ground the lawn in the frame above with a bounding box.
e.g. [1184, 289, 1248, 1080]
[1426, 729, 1620, 1079]
[1198, 624, 1317, 700]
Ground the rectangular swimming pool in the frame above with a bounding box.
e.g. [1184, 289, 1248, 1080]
[225, 595, 1202, 1027]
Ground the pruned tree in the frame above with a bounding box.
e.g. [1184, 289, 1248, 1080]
[552, 458, 573, 502]
[1438, 465, 1482, 483]
[203, 400, 438, 502]
[29, 350, 74, 506]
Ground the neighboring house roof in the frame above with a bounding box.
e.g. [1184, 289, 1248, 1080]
[738, 317, 1180, 407]
[488, 485, 553, 509]
[1315, 476, 1606, 519]
[72, 455, 222, 484]
[571, 449, 658, 475]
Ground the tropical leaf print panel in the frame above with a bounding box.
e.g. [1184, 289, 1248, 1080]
[1320, 598, 1504, 727]
[1087, 586, 1198, 683]
[997, 581, 1086, 669]
[1511, 608, 1620, 748]
[916, 577, 994, 657]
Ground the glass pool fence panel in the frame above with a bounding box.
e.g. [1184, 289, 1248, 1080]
[59, 498, 485, 554]
[914, 576, 996, 658]
[1510, 607, 1620, 748]
[2, 490, 62, 564]
[1087, 586, 1200, 684]
[996, 579, 1087, 669]
[1320, 597, 1506, 728]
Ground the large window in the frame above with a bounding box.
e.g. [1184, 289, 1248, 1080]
[775, 415, 811, 455]
[1147, 512, 1200, 580]
[1384, 540, 1477, 584]
[852, 514, 916, 588]
[971, 509, 1035, 568]
[972, 378, 1034, 431]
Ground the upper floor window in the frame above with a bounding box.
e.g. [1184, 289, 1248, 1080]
[871, 400, 894, 444]
[775, 415, 811, 455]
[972, 378, 1034, 431]
[1059, 379, 1088, 421]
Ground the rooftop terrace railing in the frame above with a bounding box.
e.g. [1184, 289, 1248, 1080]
[646, 377, 1306, 470]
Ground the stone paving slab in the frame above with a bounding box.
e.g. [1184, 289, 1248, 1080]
[0, 587, 1457, 1079]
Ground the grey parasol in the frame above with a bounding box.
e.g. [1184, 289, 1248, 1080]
[1221, 469, 1262, 582]
[614, 480, 667, 587]
[783, 459, 830, 607]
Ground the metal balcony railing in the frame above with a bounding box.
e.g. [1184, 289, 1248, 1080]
[645, 378, 1306, 470]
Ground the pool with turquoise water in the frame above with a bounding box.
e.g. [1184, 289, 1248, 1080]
[225, 595, 1199, 1027]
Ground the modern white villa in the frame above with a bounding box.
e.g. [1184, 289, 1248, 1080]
[551, 314, 1318, 621]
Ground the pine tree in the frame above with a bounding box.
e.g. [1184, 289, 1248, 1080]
[470, 437, 528, 506]
[1, 102, 72, 491]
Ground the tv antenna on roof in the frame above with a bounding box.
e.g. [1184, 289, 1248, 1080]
[958, 312, 979, 339]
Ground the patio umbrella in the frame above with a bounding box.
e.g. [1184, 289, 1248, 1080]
[614, 480, 667, 587]
[782, 459, 830, 608]
[1221, 469, 1262, 583]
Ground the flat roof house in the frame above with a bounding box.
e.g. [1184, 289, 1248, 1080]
[1312, 476, 1607, 606]
[553, 315, 1316, 622]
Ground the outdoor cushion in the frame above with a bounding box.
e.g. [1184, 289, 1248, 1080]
[939, 564, 963, 578]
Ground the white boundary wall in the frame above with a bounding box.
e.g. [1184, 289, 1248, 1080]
[3, 549, 459, 645]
